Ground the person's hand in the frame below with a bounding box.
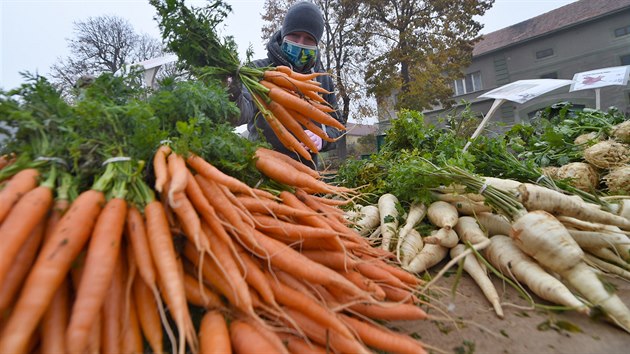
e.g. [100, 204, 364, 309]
[303, 130, 323, 152]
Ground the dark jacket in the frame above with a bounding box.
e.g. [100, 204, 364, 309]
[234, 30, 345, 169]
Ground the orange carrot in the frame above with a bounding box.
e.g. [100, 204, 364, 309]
[251, 229, 368, 300]
[229, 319, 283, 354]
[236, 194, 317, 219]
[340, 314, 428, 354]
[125, 205, 157, 290]
[101, 253, 124, 354]
[0, 189, 104, 354]
[66, 197, 127, 354]
[263, 71, 330, 94]
[252, 213, 340, 240]
[167, 152, 188, 207]
[170, 190, 206, 251]
[254, 150, 351, 195]
[133, 276, 163, 354]
[282, 308, 369, 354]
[276, 332, 328, 354]
[348, 301, 427, 321]
[267, 99, 320, 153]
[286, 107, 338, 143]
[199, 310, 231, 354]
[278, 191, 333, 229]
[265, 271, 354, 339]
[145, 200, 198, 354]
[260, 80, 345, 131]
[257, 147, 321, 179]
[275, 65, 327, 82]
[153, 144, 172, 193]
[186, 153, 275, 200]
[0, 168, 39, 224]
[0, 219, 45, 313]
[256, 95, 313, 161]
[233, 245, 276, 307]
[40, 276, 70, 354]
[182, 272, 224, 309]
[340, 270, 387, 301]
[121, 286, 143, 354]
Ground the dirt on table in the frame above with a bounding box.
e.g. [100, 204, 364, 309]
[393, 265, 630, 354]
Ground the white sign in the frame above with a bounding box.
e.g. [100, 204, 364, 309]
[570, 65, 630, 92]
[478, 79, 573, 104]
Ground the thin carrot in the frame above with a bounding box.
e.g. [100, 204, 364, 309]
[145, 200, 198, 354]
[264, 271, 355, 339]
[101, 252, 124, 354]
[153, 144, 172, 193]
[0, 219, 45, 314]
[199, 310, 231, 354]
[254, 149, 351, 195]
[182, 272, 224, 309]
[257, 147, 321, 179]
[170, 190, 206, 251]
[251, 228, 369, 300]
[285, 107, 338, 143]
[167, 152, 188, 207]
[267, 99, 320, 153]
[275, 65, 327, 82]
[125, 205, 157, 290]
[186, 153, 276, 200]
[252, 213, 341, 239]
[256, 94, 313, 161]
[340, 270, 387, 301]
[260, 80, 346, 131]
[229, 319, 284, 354]
[236, 194, 318, 219]
[66, 197, 127, 354]
[121, 289, 143, 354]
[0, 189, 104, 354]
[233, 244, 276, 307]
[133, 276, 163, 354]
[0, 168, 39, 224]
[276, 332, 328, 354]
[40, 276, 70, 354]
[278, 191, 333, 230]
[340, 314, 428, 354]
[263, 71, 330, 94]
[281, 308, 369, 354]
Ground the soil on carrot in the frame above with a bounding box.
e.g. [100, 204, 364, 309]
[394, 261, 630, 354]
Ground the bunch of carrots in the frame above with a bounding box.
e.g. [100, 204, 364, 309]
[0, 146, 440, 354]
[238, 65, 345, 162]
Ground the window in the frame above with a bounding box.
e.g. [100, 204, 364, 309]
[536, 48, 554, 59]
[453, 71, 482, 96]
[614, 25, 630, 37]
[540, 72, 558, 79]
[621, 54, 630, 66]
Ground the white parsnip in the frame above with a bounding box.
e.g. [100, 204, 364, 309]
[396, 202, 427, 260]
[482, 177, 521, 193]
[403, 243, 448, 274]
[567, 229, 630, 250]
[378, 194, 399, 251]
[450, 200, 492, 216]
[423, 228, 458, 248]
[476, 212, 512, 237]
[511, 211, 630, 333]
[354, 205, 380, 237]
[453, 216, 489, 245]
[585, 254, 630, 281]
[427, 201, 459, 229]
[517, 183, 630, 230]
[399, 228, 424, 266]
[484, 235, 588, 313]
[451, 244, 503, 318]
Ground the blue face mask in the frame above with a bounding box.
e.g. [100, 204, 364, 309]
[281, 39, 318, 71]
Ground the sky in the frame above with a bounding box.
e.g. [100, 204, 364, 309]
[1, 0, 579, 92]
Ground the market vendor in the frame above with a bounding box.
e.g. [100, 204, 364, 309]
[229, 1, 345, 170]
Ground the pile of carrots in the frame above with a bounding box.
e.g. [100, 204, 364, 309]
[0, 146, 434, 354]
[248, 66, 344, 161]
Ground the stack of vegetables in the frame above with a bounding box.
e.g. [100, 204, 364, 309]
[0, 70, 436, 353]
[337, 108, 630, 334]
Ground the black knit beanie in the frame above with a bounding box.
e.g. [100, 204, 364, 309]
[281, 1, 324, 43]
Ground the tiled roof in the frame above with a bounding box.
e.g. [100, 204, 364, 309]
[345, 123, 377, 136]
[473, 0, 630, 57]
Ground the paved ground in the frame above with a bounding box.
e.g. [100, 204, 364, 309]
[393, 264, 630, 354]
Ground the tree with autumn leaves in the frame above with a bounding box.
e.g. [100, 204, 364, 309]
[261, 0, 494, 118]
